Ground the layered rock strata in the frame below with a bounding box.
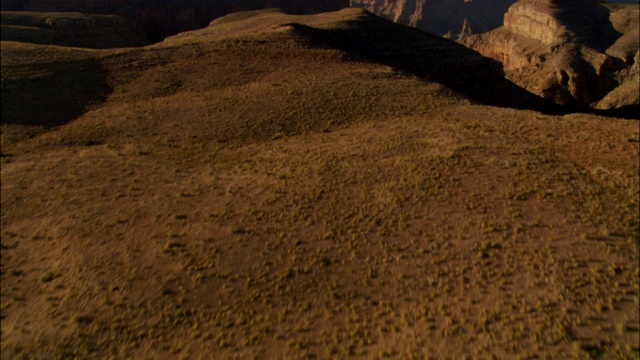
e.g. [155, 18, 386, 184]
[349, 0, 518, 38]
[461, 0, 639, 110]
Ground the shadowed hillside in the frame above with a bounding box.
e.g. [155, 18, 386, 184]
[0, 11, 148, 48]
[1, 0, 351, 42]
[1, 57, 110, 127]
[1, 8, 638, 360]
[276, 12, 561, 113]
[1, 8, 567, 146]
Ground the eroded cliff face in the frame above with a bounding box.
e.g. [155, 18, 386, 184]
[349, 0, 517, 38]
[461, 0, 639, 110]
[502, 0, 563, 45]
[1, 0, 351, 42]
[348, 0, 426, 28]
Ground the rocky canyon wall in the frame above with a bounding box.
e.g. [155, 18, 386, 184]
[349, 0, 518, 38]
[502, 0, 563, 45]
[461, 0, 639, 110]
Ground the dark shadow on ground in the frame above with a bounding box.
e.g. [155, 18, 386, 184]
[1, 58, 111, 127]
[593, 105, 639, 120]
[283, 13, 565, 115]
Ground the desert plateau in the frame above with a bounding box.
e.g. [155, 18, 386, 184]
[1, 1, 639, 359]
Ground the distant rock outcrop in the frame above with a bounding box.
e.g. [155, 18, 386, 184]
[1, 0, 351, 43]
[349, 0, 517, 39]
[460, 0, 639, 111]
[0, 11, 147, 48]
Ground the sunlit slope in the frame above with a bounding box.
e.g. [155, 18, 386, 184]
[2, 8, 560, 147]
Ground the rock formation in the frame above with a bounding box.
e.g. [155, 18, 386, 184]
[460, 0, 639, 110]
[349, 0, 518, 39]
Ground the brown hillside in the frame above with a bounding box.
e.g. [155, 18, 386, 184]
[1, 8, 639, 359]
[0, 0, 351, 42]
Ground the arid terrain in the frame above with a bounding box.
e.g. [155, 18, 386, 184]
[1, 7, 639, 360]
[0, 0, 351, 42]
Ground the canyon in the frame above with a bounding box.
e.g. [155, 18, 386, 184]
[347, 0, 638, 111]
[3, 0, 636, 113]
[461, 0, 639, 111]
[2, 0, 637, 41]
[349, 0, 518, 38]
[2, 0, 628, 41]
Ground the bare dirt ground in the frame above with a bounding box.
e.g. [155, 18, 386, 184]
[1, 9, 639, 359]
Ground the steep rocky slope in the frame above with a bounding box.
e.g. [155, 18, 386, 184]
[348, 0, 637, 38]
[461, 0, 639, 112]
[349, 0, 517, 38]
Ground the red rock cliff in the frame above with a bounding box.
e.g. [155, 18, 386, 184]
[461, 0, 639, 109]
[349, 0, 517, 38]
